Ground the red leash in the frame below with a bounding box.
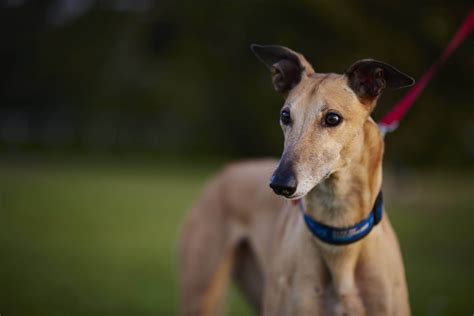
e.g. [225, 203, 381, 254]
[378, 9, 474, 134]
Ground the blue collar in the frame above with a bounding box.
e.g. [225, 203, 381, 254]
[300, 191, 383, 246]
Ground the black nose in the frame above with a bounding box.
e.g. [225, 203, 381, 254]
[269, 165, 297, 197]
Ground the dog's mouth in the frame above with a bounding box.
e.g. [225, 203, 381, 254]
[286, 192, 305, 200]
[321, 171, 332, 182]
[276, 190, 302, 200]
[281, 170, 332, 200]
[270, 155, 335, 200]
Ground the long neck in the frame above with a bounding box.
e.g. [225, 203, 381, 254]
[304, 118, 383, 228]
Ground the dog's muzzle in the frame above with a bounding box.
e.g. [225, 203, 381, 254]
[269, 163, 297, 198]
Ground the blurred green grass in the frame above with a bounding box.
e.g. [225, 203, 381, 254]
[0, 158, 472, 315]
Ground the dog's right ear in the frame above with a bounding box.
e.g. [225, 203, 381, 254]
[251, 44, 314, 94]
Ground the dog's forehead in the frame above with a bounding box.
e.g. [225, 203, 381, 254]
[288, 73, 359, 111]
[317, 75, 360, 109]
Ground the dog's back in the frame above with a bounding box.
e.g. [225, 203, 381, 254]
[179, 159, 285, 316]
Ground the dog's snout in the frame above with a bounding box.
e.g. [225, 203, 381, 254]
[269, 165, 297, 198]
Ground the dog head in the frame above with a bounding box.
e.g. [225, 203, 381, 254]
[251, 44, 414, 199]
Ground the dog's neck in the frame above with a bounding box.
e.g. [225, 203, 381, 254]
[304, 118, 383, 234]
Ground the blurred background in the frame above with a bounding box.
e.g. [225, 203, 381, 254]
[0, 0, 472, 315]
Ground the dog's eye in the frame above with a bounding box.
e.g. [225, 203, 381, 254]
[324, 112, 342, 127]
[280, 109, 291, 125]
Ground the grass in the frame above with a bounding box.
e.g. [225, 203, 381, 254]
[0, 157, 472, 315]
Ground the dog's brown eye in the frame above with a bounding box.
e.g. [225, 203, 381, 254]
[324, 112, 342, 127]
[280, 109, 291, 125]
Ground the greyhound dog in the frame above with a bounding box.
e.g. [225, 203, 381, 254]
[179, 44, 414, 316]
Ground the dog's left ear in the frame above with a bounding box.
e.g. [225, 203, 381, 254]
[345, 59, 414, 103]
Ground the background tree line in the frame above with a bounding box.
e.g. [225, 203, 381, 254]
[1, 0, 472, 167]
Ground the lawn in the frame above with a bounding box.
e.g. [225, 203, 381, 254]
[0, 157, 472, 315]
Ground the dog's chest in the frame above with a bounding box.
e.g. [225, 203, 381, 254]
[264, 214, 382, 316]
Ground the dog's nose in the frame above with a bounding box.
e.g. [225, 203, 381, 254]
[269, 170, 297, 197]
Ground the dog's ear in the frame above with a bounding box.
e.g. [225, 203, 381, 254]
[345, 59, 414, 103]
[251, 44, 315, 94]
